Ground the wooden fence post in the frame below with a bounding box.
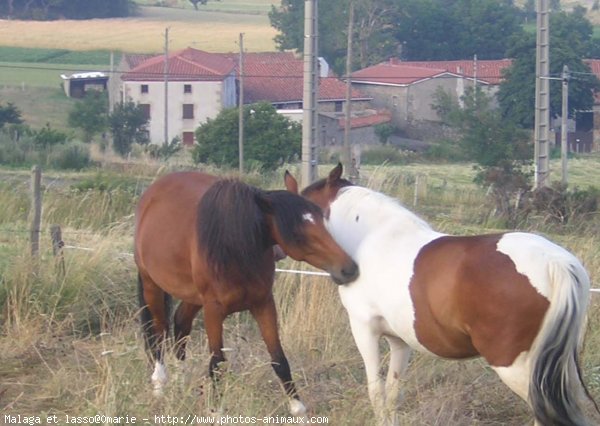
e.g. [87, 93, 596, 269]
[50, 224, 65, 278]
[30, 165, 42, 257]
[413, 174, 420, 207]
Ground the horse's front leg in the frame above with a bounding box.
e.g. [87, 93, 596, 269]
[384, 336, 412, 426]
[250, 296, 307, 417]
[139, 274, 170, 396]
[174, 301, 202, 361]
[348, 316, 389, 425]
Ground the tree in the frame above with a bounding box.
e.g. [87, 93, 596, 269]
[269, 0, 523, 73]
[189, 0, 208, 10]
[0, 103, 23, 128]
[433, 87, 532, 218]
[269, 0, 397, 74]
[33, 123, 70, 148]
[393, 0, 524, 61]
[497, 8, 600, 128]
[0, 0, 134, 20]
[108, 101, 149, 157]
[193, 102, 301, 171]
[68, 92, 108, 142]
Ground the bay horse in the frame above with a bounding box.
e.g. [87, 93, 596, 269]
[285, 163, 598, 426]
[134, 171, 358, 416]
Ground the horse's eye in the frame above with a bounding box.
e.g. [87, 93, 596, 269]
[355, 215, 359, 222]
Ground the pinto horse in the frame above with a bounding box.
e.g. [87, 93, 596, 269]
[134, 171, 358, 416]
[285, 163, 598, 426]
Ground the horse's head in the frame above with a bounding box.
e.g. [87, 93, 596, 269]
[256, 190, 358, 285]
[284, 163, 354, 218]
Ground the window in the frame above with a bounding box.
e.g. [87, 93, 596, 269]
[182, 132, 195, 146]
[182, 104, 194, 119]
[335, 101, 343, 113]
[140, 104, 151, 120]
[184, 84, 192, 94]
[141, 84, 149, 94]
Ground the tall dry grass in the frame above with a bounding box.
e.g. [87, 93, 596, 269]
[1, 161, 600, 425]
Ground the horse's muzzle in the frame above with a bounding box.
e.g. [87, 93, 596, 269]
[331, 260, 359, 285]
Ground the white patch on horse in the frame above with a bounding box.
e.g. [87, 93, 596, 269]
[496, 232, 573, 300]
[302, 212, 315, 224]
[151, 361, 168, 396]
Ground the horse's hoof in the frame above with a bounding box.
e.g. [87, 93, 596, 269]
[289, 399, 307, 416]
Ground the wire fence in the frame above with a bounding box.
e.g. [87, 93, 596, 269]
[2, 166, 598, 291]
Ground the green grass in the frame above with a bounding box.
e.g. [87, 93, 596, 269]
[0, 47, 114, 65]
[0, 62, 108, 88]
[0, 86, 76, 130]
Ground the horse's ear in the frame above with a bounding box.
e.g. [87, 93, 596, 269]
[254, 192, 274, 215]
[328, 163, 343, 183]
[284, 170, 299, 194]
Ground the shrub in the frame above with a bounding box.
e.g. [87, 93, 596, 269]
[47, 141, 92, 170]
[360, 145, 418, 165]
[146, 137, 182, 160]
[526, 183, 600, 224]
[425, 139, 468, 162]
[193, 102, 301, 171]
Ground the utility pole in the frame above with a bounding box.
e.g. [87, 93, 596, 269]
[109, 51, 115, 113]
[164, 27, 170, 146]
[343, 1, 355, 181]
[302, 0, 319, 188]
[238, 33, 244, 174]
[534, 0, 550, 188]
[473, 54, 478, 107]
[561, 64, 569, 186]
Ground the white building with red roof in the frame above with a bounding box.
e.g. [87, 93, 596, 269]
[121, 48, 237, 145]
[118, 48, 382, 146]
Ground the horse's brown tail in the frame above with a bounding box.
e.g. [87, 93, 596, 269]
[138, 273, 171, 360]
[529, 260, 598, 426]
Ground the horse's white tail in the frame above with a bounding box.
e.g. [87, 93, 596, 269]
[529, 258, 597, 426]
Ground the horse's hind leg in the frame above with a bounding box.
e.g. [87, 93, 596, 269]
[250, 297, 306, 417]
[174, 301, 202, 361]
[138, 272, 171, 395]
[491, 352, 534, 421]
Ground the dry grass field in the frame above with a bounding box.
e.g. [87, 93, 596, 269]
[1, 160, 600, 425]
[0, 4, 277, 54]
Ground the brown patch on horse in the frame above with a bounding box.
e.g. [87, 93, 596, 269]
[287, 163, 353, 215]
[409, 234, 550, 367]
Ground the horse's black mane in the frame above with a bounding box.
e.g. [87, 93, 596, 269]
[264, 189, 322, 246]
[197, 179, 322, 284]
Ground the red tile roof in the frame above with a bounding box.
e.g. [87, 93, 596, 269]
[122, 47, 235, 81]
[352, 58, 513, 86]
[122, 49, 368, 103]
[338, 110, 392, 129]
[122, 53, 154, 70]
[227, 51, 368, 103]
